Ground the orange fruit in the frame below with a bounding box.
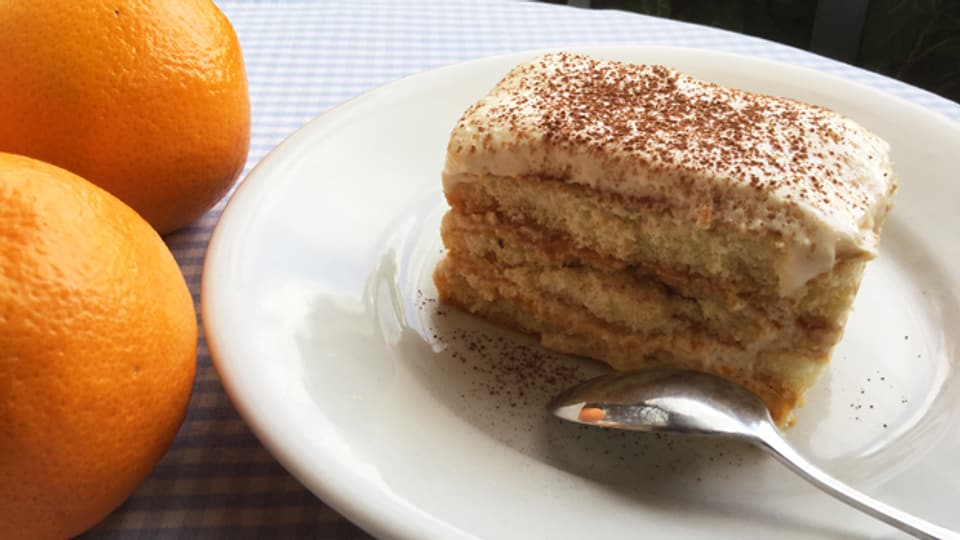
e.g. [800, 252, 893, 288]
[0, 152, 198, 539]
[0, 0, 250, 235]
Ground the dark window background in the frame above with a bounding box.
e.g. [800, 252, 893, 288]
[542, 0, 960, 104]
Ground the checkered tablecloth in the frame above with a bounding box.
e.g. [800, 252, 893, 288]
[84, 1, 960, 538]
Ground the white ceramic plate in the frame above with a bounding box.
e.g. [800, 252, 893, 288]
[202, 47, 960, 539]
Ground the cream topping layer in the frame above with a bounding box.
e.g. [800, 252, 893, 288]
[443, 52, 897, 295]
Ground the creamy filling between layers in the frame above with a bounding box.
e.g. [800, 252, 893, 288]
[444, 172, 875, 306]
[440, 209, 861, 354]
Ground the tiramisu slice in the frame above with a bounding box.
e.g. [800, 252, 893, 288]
[433, 52, 896, 425]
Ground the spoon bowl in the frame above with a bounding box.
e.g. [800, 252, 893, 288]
[549, 368, 958, 540]
[551, 369, 773, 438]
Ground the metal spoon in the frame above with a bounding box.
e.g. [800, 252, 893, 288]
[549, 369, 958, 540]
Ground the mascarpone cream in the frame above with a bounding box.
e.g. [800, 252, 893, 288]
[443, 52, 897, 295]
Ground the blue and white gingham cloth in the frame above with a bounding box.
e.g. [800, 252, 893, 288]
[84, 1, 960, 537]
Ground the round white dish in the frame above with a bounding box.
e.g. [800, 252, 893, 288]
[202, 47, 960, 539]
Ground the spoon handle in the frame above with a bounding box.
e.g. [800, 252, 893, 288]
[756, 424, 959, 540]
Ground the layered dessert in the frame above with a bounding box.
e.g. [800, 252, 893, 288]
[433, 52, 896, 425]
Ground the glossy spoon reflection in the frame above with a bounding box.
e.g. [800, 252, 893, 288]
[549, 369, 958, 540]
